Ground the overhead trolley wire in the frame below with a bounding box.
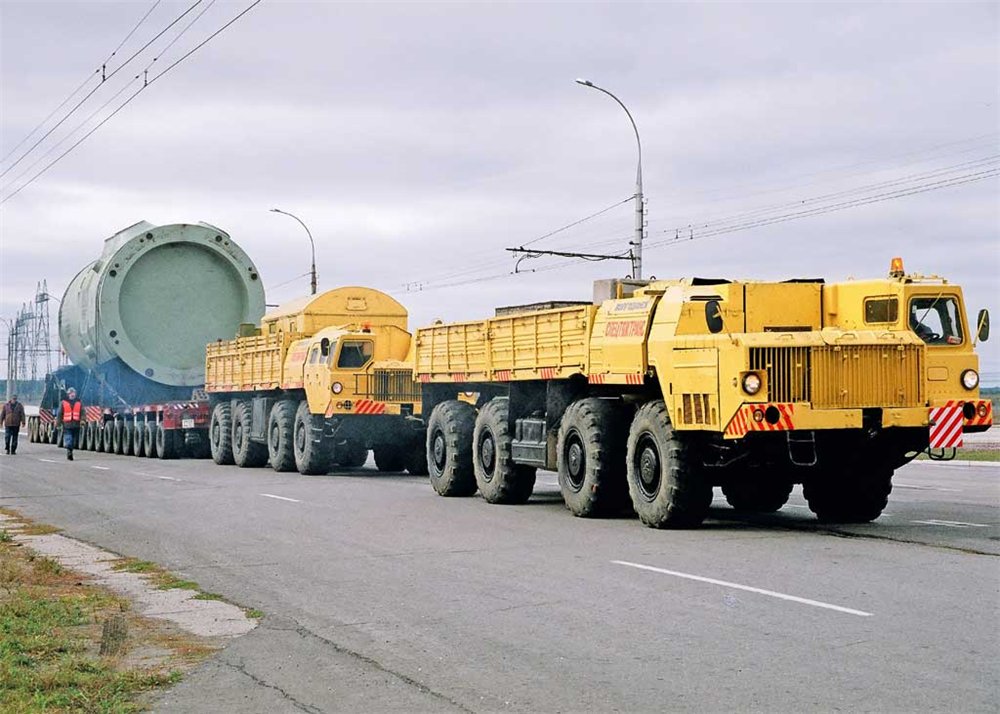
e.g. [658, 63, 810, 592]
[0, 0, 205, 180]
[1, 0, 263, 205]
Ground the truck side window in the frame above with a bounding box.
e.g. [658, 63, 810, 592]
[337, 340, 373, 369]
[308, 347, 320, 364]
[864, 297, 897, 324]
[909, 296, 963, 345]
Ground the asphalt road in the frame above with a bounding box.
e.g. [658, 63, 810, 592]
[1, 441, 998, 713]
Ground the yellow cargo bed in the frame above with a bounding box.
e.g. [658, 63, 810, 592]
[415, 305, 597, 382]
[205, 332, 292, 393]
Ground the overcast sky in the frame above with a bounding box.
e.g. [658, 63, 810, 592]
[1, 0, 998, 379]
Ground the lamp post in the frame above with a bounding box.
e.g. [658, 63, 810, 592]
[269, 208, 318, 295]
[575, 79, 644, 280]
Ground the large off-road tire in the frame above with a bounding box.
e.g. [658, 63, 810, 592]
[144, 422, 158, 458]
[133, 421, 146, 457]
[803, 467, 893, 523]
[267, 400, 297, 472]
[232, 400, 268, 468]
[374, 445, 406, 472]
[50, 424, 60, 445]
[28, 418, 36, 443]
[156, 425, 179, 459]
[79, 422, 90, 451]
[556, 397, 629, 517]
[426, 400, 476, 497]
[334, 440, 368, 468]
[474, 398, 536, 504]
[721, 473, 794, 513]
[293, 401, 330, 475]
[209, 402, 234, 465]
[404, 436, 429, 476]
[626, 400, 712, 528]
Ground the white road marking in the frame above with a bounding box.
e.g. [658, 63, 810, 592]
[38, 458, 58, 463]
[894, 483, 961, 492]
[612, 560, 873, 617]
[156, 476, 180, 482]
[911, 519, 990, 528]
[91, 466, 110, 471]
[260, 493, 301, 503]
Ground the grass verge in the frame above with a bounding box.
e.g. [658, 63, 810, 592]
[1, 538, 182, 711]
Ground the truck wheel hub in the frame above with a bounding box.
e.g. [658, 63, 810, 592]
[636, 436, 661, 499]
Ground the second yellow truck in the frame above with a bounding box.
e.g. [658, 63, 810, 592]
[204, 286, 426, 475]
[398, 259, 990, 527]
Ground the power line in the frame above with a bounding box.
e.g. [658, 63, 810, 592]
[659, 154, 999, 236]
[403, 163, 998, 294]
[1, 0, 263, 205]
[2, 0, 219, 194]
[0, 0, 205, 179]
[647, 168, 999, 250]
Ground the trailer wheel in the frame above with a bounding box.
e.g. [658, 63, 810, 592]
[556, 397, 630, 517]
[27, 417, 36, 443]
[426, 400, 476, 497]
[156, 424, 179, 459]
[404, 436, 429, 476]
[144, 422, 158, 458]
[112, 421, 123, 454]
[293, 401, 330, 475]
[374, 445, 406, 472]
[134, 420, 146, 457]
[209, 402, 234, 465]
[474, 398, 536, 504]
[721, 472, 793, 513]
[232, 400, 268, 468]
[626, 400, 712, 528]
[803, 467, 893, 523]
[51, 423, 60, 445]
[103, 421, 114, 454]
[267, 400, 296, 472]
[120, 422, 132, 456]
[334, 440, 368, 468]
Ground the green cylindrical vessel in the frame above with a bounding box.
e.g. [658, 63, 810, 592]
[59, 221, 265, 387]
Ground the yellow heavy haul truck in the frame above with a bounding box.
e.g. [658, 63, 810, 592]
[401, 260, 991, 528]
[204, 286, 426, 475]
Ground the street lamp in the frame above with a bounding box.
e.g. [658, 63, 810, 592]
[575, 78, 645, 280]
[269, 208, 318, 295]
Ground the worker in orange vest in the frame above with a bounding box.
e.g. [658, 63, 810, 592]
[58, 387, 83, 461]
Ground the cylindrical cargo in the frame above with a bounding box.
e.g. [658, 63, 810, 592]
[59, 221, 266, 387]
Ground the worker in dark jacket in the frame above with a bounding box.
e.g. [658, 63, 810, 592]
[58, 387, 83, 461]
[2, 394, 26, 455]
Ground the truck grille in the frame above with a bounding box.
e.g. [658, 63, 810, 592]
[358, 369, 421, 403]
[750, 345, 923, 409]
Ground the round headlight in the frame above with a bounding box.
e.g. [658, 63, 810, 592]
[742, 372, 762, 395]
[961, 369, 979, 390]
[332, 382, 343, 394]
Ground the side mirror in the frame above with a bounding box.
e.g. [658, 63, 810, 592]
[705, 300, 724, 334]
[320, 337, 330, 356]
[976, 309, 990, 343]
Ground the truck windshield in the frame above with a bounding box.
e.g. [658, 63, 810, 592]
[909, 295, 963, 345]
